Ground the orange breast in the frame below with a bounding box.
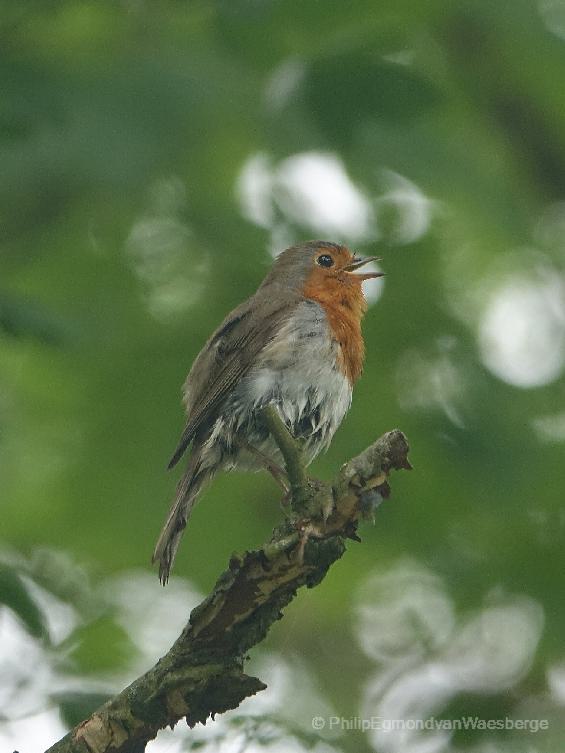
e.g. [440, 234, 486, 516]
[303, 274, 367, 384]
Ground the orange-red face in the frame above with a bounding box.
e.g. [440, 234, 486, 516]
[301, 245, 382, 384]
[304, 245, 382, 289]
[302, 244, 381, 315]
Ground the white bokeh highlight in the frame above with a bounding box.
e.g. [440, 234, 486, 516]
[539, 0, 565, 40]
[265, 58, 307, 111]
[396, 344, 466, 428]
[357, 560, 545, 753]
[532, 411, 565, 442]
[355, 561, 455, 664]
[237, 151, 375, 242]
[534, 200, 565, 249]
[274, 152, 374, 240]
[125, 176, 208, 322]
[374, 170, 434, 245]
[478, 273, 565, 388]
[547, 661, 565, 705]
[237, 153, 275, 228]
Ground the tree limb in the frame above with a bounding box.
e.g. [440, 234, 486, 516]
[45, 427, 411, 753]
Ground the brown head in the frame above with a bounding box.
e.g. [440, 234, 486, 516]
[260, 241, 383, 383]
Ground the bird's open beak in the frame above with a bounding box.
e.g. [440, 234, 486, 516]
[342, 255, 384, 281]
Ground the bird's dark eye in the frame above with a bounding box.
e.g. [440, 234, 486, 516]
[317, 254, 334, 268]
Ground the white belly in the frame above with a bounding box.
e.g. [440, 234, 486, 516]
[239, 300, 352, 463]
[200, 301, 352, 473]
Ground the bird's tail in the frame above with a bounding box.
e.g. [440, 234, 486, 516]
[152, 455, 211, 585]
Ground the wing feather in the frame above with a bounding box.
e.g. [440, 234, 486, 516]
[168, 290, 299, 468]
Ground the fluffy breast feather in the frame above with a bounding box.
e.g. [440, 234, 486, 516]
[233, 300, 352, 462]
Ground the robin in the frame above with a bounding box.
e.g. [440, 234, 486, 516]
[153, 240, 382, 583]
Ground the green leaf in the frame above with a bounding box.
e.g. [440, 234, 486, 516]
[53, 691, 112, 729]
[67, 615, 136, 675]
[0, 293, 71, 345]
[0, 564, 48, 640]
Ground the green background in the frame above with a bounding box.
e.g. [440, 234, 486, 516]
[1, 1, 564, 751]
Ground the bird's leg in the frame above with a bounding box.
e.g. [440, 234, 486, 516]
[235, 437, 290, 494]
[259, 405, 312, 517]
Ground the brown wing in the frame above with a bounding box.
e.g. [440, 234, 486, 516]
[167, 289, 300, 469]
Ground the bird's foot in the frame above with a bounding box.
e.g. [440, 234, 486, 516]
[296, 520, 316, 565]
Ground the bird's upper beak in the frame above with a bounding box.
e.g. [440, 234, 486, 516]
[342, 255, 384, 281]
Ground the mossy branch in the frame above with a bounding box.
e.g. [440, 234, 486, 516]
[45, 429, 411, 753]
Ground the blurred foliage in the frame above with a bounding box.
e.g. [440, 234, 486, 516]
[1, 1, 565, 752]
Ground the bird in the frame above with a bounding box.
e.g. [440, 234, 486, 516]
[153, 240, 383, 583]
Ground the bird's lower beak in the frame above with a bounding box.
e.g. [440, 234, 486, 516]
[342, 255, 384, 281]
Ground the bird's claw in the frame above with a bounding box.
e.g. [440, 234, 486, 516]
[294, 519, 324, 564]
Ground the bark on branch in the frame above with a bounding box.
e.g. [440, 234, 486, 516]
[45, 425, 411, 753]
